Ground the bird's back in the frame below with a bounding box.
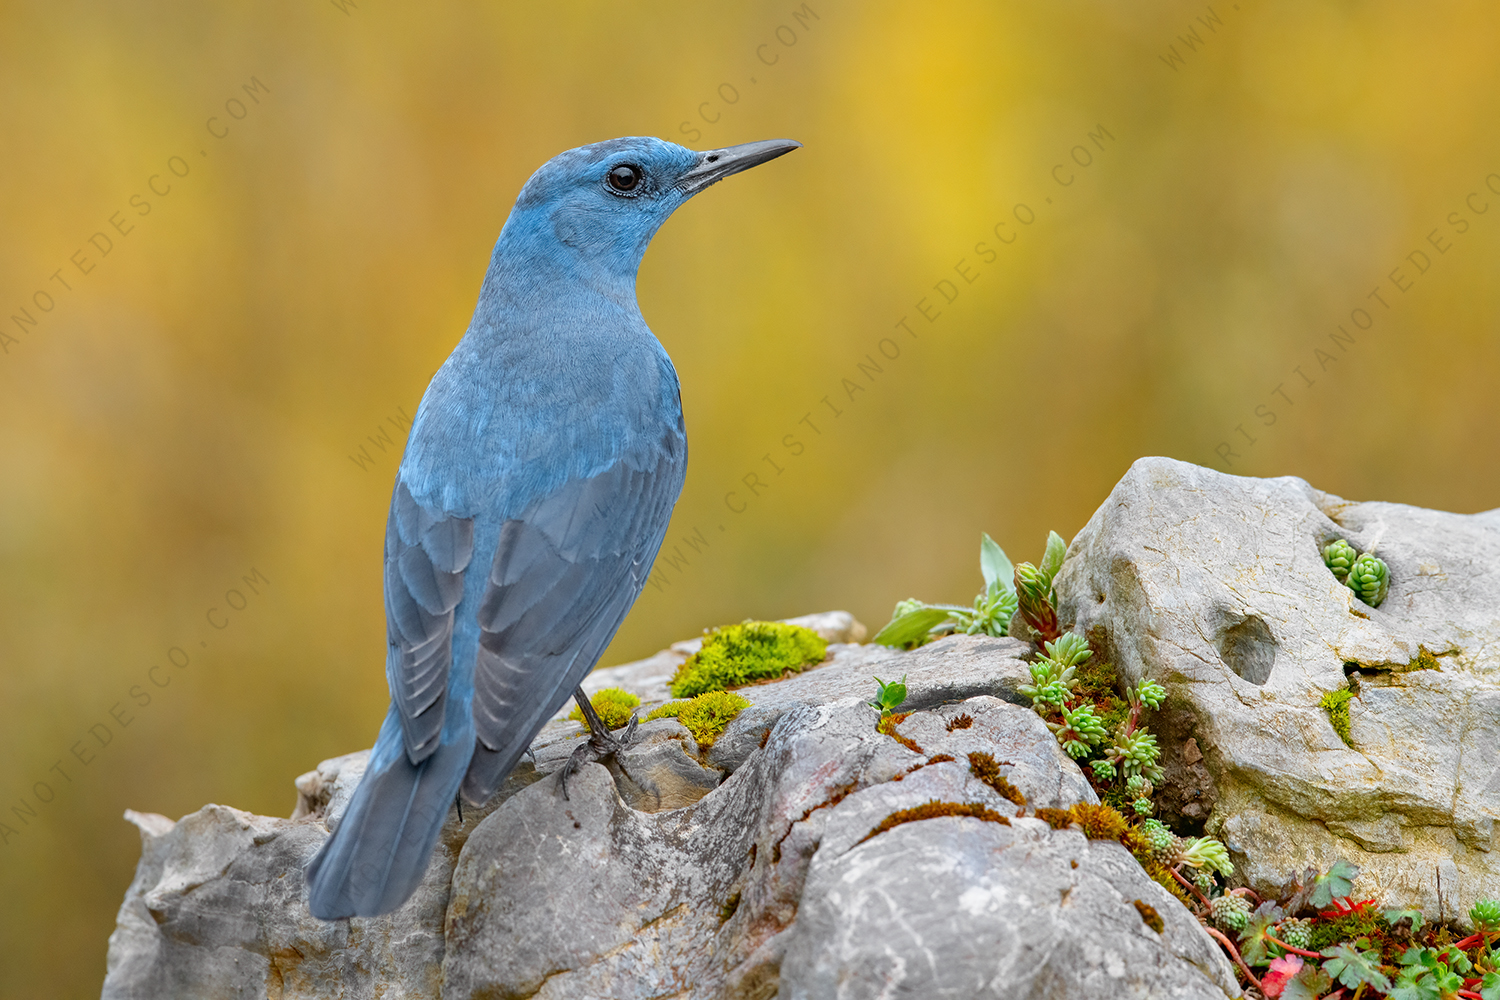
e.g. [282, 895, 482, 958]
[307, 133, 797, 920]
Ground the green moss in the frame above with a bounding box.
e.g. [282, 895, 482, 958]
[669, 620, 828, 697]
[1307, 909, 1384, 952]
[1396, 645, 1443, 673]
[644, 690, 751, 747]
[1320, 687, 1355, 747]
[567, 687, 640, 730]
[1074, 656, 1120, 702]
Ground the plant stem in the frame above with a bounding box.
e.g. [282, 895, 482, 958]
[1202, 926, 1262, 992]
[1264, 933, 1320, 959]
[1169, 866, 1211, 909]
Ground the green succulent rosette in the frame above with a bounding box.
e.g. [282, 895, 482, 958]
[1014, 561, 1060, 640]
[1346, 552, 1390, 607]
[1323, 538, 1358, 584]
[1210, 893, 1251, 933]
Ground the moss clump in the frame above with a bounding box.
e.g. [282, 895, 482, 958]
[1396, 645, 1443, 673]
[859, 799, 1010, 845]
[1034, 807, 1074, 830]
[1132, 899, 1165, 934]
[1068, 802, 1130, 841]
[967, 751, 1026, 808]
[567, 687, 640, 730]
[877, 712, 924, 754]
[1320, 687, 1355, 747]
[945, 713, 974, 731]
[1144, 860, 1195, 908]
[1308, 907, 1383, 952]
[644, 690, 751, 747]
[669, 621, 827, 698]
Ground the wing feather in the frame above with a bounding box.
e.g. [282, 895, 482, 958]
[459, 433, 684, 803]
[383, 481, 474, 762]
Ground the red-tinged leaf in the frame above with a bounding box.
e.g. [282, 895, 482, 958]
[1263, 955, 1304, 997]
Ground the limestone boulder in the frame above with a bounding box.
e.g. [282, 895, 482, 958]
[1055, 456, 1500, 917]
[101, 614, 1237, 999]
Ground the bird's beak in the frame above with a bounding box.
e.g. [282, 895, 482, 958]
[677, 139, 802, 195]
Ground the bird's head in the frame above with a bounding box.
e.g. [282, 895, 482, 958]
[494, 136, 801, 288]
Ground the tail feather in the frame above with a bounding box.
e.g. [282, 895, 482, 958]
[305, 707, 471, 919]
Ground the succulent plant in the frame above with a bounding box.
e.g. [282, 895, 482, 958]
[1045, 631, 1092, 669]
[1194, 869, 1217, 894]
[1139, 819, 1179, 865]
[1323, 537, 1392, 608]
[873, 533, 1022, 648]
[1346, 552, 1390, 607]
[1323, 539, 1358, 584]
[1131, 679, 1166, 711]
[1276, 917, 1314, 951]
[1471, 898, 1500, 933]
[1110, 727, 1164, 783]
[1014, 561, 1062, 641]
[1126, 774, 1156, 816]
[951, 586, 1018, 637]
[1178, 835, 1234, 875]
[1211, 893, 1252, 933]
[1017, 634, 1090, 709]
[1049, 703, 1109, 757]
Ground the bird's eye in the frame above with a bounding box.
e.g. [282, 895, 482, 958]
[607, 164, 643, 193]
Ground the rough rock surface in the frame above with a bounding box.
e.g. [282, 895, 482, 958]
[1055, 457, 1500, 917]
[101, 610, 1237, 999]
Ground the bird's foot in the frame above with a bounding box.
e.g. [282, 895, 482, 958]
[561, 687, 645, 800]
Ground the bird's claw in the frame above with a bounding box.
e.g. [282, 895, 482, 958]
[561, 686, 646, 800]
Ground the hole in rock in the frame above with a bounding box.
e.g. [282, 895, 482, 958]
[1216, 615, 1277, 685]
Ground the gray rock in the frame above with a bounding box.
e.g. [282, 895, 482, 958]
[101, 803, 455, 1000]
[440, 696, 1205, 1000]
[780, 770, 1239, 1000]
[103, 609, 1237, 1000]
[707, 633, 1035, 772]
[1055, 456, 1500, 918]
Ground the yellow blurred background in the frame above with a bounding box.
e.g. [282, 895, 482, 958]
[1, 1, 1497, 994]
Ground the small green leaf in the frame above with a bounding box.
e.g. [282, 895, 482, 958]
[870, 675, 908, 715]
[1238, 902, 1286, 966]
[1383, 907, 1424, 934]
[1038, 530, 1068, 587]
[1387, 978, 1440, 1000]
[872, 605, 953, 649]
[1478, 970, 1500, 1000]
[1320, 942, 1392, 993]
[1309, 858, 1360, 909]
[1281, 965, 1333, 1000]
[980, 533, 1013, 597]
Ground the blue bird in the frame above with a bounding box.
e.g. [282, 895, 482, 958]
[305, 136, 800, 919]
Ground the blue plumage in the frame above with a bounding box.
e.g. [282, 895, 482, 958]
[305, 136, 799, 919]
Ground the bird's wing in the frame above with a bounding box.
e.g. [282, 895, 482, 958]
[383, 480, 475, 763]
[460, 432, 685, 803]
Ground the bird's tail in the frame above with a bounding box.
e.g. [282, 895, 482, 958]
[305, 706, 471, 919]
